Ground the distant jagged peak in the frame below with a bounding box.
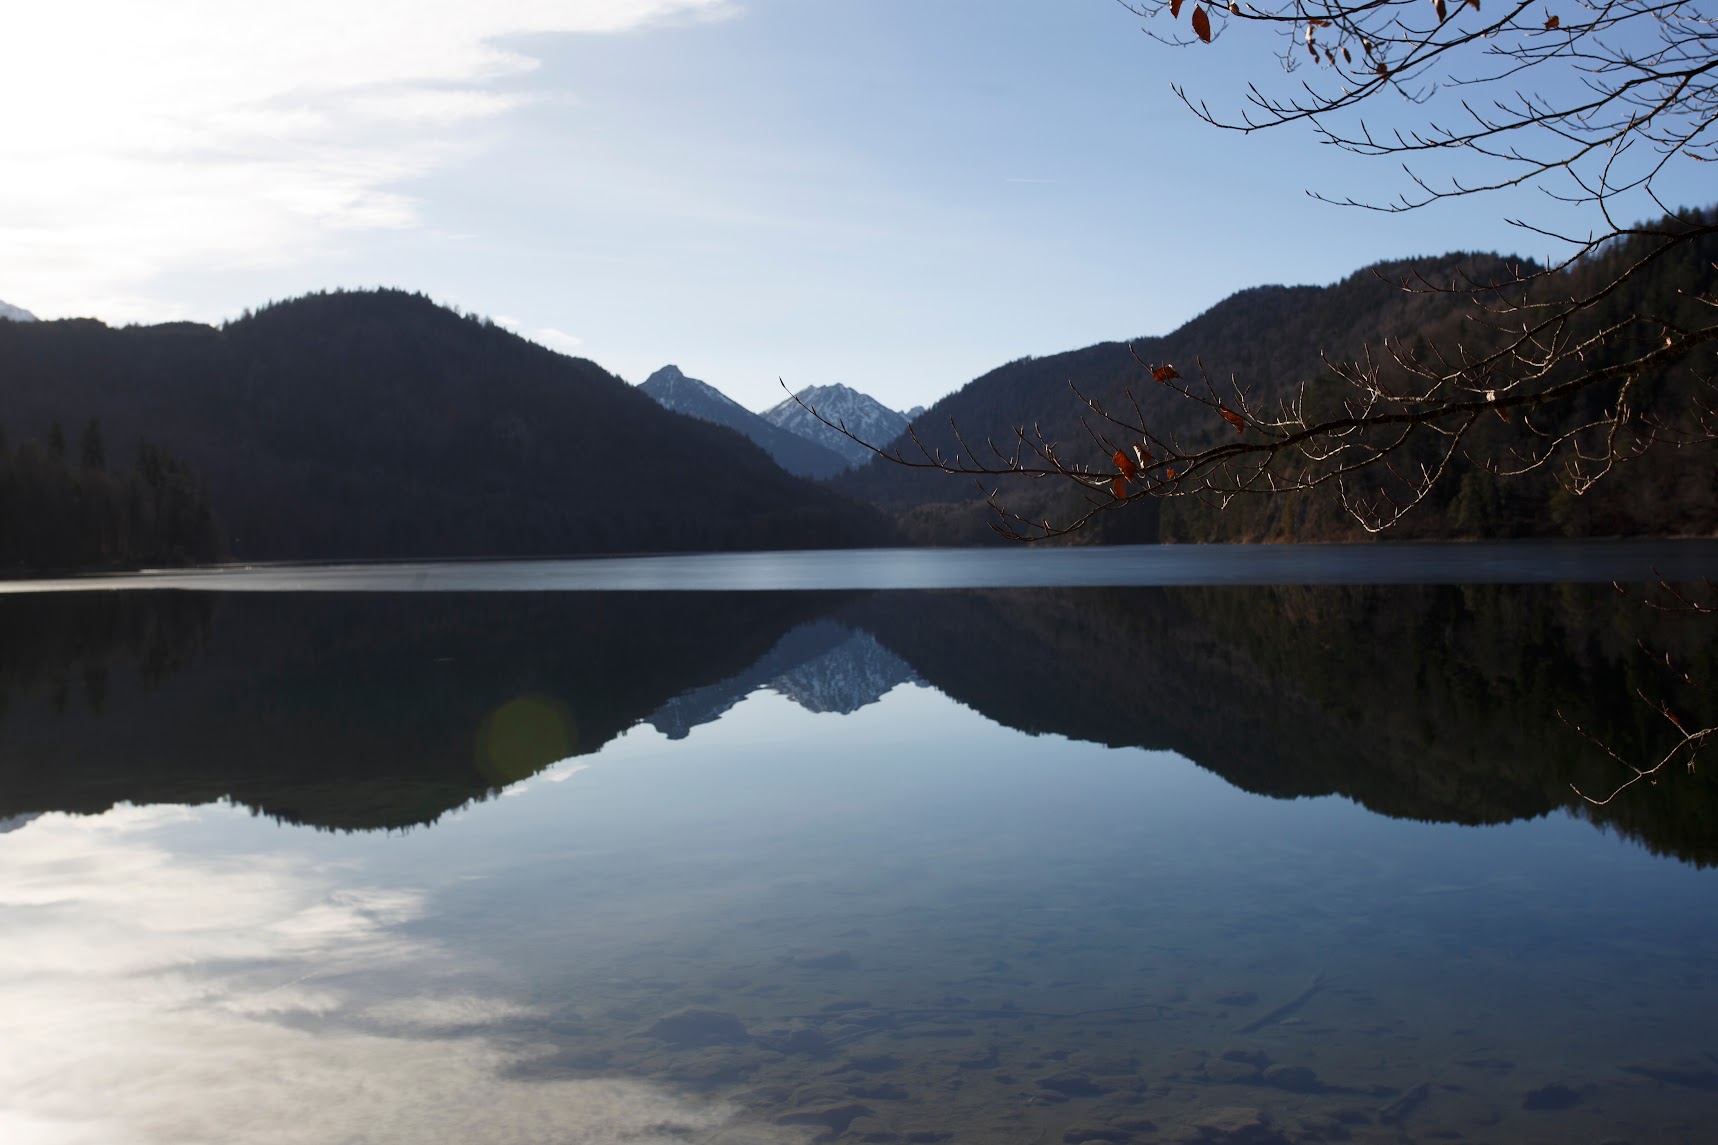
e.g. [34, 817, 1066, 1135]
[638, 364, 851, 479]
[0, 299, 38, 323]
[763, 383, 909, 469]
[640, 364, 748, 414]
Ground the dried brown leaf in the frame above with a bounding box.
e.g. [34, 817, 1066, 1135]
[1191, 4, 1212, 42]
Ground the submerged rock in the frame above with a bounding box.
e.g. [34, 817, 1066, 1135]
[774, 1101, 874, 1137]
[1037, 1070, 1114, 1097]
[793, 949, 857, 971]
[644, 1007, 750, 1047]
[1173, 1105, 1289, 1144]
[1522, 1081, 1582, 1110]
[1204, 1058, 1263, 1085]
[1619, 1059, 1718, 1090]
[843, 1115, 899, 1143]
[1218, 1046, 1271, 1068]
[1163, 1049, 1210, 1079]
[1063, 1125, 1132, 1144]
[849, 1080, 910, 1101]
[846, 1052, 902, 1073]
[755, 1024, 833, 1057]
[1212, 989, 1259, 1007]
[666, 1048, 757, 1085]
[1262, 1064, 1321, 1092]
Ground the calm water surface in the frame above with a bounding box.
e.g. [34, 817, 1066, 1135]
[1, 544, 1716, 1145]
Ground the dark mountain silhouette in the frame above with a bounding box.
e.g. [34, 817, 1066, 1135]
[0, 290, 893, 561]
[834, 223, 1718, 544]
[639, 365, 849, 479]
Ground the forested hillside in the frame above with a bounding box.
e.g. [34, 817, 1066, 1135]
[0, 291, 892, 562]
[837, 216, 1718, 544]
[0, 426, 220, 571]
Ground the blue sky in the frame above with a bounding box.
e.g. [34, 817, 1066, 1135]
[3, 1, 1705, 411]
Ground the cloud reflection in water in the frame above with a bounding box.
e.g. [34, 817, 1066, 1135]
[0, 804, 800, 1145]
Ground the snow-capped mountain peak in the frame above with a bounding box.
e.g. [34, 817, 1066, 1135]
[638, 365, 850, 479]
[641, 365, 748, 416]
[0, 299, 38, 323]
[762, 383, 909, 470]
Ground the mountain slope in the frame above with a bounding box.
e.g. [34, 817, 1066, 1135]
[0, 300, 36, 322]
[640, 365, 849, 479]
[764, 383, 911, 470]
[0, 290, 894, 560]
[835, 232, 1718, 543]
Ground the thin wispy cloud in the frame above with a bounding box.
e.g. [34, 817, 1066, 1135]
[0, 1, 732, 321]
[533, 327, 585, 352]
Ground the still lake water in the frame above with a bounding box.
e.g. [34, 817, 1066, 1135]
[2, 543, 1717, 1145]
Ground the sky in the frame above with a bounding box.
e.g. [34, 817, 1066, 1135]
[2, 0, 1708, 412]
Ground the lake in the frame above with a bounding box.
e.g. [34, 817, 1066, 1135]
[1, 543, 1716, 1145]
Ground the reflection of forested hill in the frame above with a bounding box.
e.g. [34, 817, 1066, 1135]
[4, 583, 1713, 862]
[860, 586, 1718, 864]
[0, 592, 845, 831]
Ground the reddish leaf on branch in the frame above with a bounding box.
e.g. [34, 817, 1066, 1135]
[1219, 406, 1247, 433]
[1113, 449, 1138, 480]
[1135, 443, 1155, 469]
[1375, 61, 1390, 78]
[1545, 13, 1559, 28]
[1165, 465, 1178, 480]
[1170, 0, 1184, 18]
[1191, 5, 1212, 42]
[1152, 364, 1181, 383]
[1111, 476, 1128, 501]
[1466, 0, 1480, 9]
[1433, 0, 1447, 20]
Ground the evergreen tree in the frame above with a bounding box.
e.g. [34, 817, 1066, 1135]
[80, 419, 106, 471]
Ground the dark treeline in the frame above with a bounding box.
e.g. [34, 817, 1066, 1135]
[0, 420, 221, 570]
[0, 290, 892, 564]
[837, 208, 1718, 545]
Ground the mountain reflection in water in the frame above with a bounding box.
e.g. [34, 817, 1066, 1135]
[1, 569, 1716, 1145]
[1, 582, 1713, 859]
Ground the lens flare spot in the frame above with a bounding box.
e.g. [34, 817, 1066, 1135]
[474, 695, 576, 787]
